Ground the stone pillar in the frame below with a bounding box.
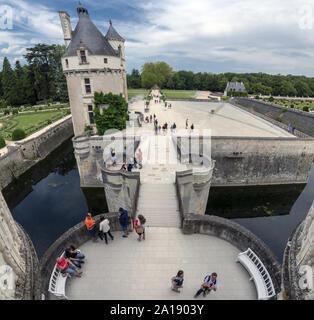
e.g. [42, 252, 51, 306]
[102, 169, 140, 215]
[0, 191, 26, 300]
[176, 161, 215, 215]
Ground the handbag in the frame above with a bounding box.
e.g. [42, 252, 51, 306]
[136, 226, 144, 234]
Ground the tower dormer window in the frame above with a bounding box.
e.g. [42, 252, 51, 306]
[104, 58, 108, 64]
[80, 50, 87, 64]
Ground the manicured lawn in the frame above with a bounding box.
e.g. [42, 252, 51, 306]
[128, 89, 149, 99]
[161, 90, 197, 99]
[0, 110, 70, 140]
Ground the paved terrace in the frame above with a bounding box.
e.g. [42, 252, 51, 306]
[129, 92, 295, 138]
[65, 92, 284, 300]
[65, 228, 256, 300]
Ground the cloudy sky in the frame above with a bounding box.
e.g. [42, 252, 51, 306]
[0, 0, 314, 75]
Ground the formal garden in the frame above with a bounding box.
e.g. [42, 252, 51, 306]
[260, 97, 314, 112]
[0, 107, 70, 141]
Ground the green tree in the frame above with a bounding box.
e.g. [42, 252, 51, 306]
[141, 62, 173, 88]
[127, 69, 141, 88]
[93, 92, 128, 135]
[2, 57, 18, 106]
[24, 44, 64, 102]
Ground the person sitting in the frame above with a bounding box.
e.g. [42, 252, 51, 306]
[120, 162, 127, 171]
[127, 162, 133, 172]
[194, 272, 218, 298]
[56, 257, 82, 277]
[171, 270, 184, 293]
[64, 245, 85, 268]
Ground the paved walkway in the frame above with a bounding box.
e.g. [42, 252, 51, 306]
[65, 228, 256, 300]
[129, 92, 295, 138]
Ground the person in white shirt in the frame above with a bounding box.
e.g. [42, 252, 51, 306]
[99, 216, 114, 244]
[135, 214, 146, 241]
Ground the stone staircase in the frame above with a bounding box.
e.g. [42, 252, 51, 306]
[136, 183, 181, 228]
[134, 133, 184, 228]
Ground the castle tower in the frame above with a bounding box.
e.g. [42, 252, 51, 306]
[58, 4, 128, 136]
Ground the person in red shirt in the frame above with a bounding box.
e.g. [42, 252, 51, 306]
[56, 257, 82, 277]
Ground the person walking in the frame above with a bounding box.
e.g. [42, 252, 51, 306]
[110, 148, 117, 166]
[186, 118, 189, 129]
[150, 115, 152, 123]
[171, 270, 184, 293]
[137, 148, 143, 169]
[287, 123, 291, 132]
[118, 207, 129, 238]
[158, 125, 161, 133]
[292, 126, 296, 135]
[135, 214, 146, 241]
[173, 122, 176, 133]
[191, 124, 194, 132]
[194, 272, 218, 298]
[85, 213, 98, 242]
[99, 216, 114, 244]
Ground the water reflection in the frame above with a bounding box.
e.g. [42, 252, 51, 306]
[2, 139, 107, 258]
[206, 165, 314, 262]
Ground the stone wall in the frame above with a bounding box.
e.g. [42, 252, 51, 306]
[176, 135, 314, 186]
[0, 191, 40, 300]
[0, 116, 73, 190]
[40, 212, 133, 299]
[211, 136, 314, 185]
[283, 202, 314, 300]
[235, 98, 314, 137]
[73, 133, 140, 187]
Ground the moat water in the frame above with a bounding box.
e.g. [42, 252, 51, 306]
[2, 139, 314, 262]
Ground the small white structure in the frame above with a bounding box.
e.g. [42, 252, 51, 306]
[224, 82, 246, 96]
[237, 248, 275, 300]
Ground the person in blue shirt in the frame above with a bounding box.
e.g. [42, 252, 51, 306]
[118, 207, 129, 238]
[194, 272, 218, 297]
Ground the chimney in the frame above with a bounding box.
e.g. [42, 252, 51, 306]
[59, 11, 72, 48]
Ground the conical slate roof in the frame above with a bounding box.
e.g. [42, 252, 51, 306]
[105, 20, 125, 42]
[65, 9, 118, 57]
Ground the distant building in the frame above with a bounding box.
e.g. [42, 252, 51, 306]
[59, 4, 127, 136]
[224, 82, 247, 96]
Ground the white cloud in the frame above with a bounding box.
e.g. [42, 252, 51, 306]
[1, 0, 314, 75]
[0, 0, 63, 65]
[116, 0, 314, 75]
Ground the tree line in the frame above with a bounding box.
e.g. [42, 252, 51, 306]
[0, 44, 68, 108]
[127, 61, 314, 97]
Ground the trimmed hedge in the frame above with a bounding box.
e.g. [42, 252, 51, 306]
[0, 136, 5, 148]
[12, 128, 26, 141]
